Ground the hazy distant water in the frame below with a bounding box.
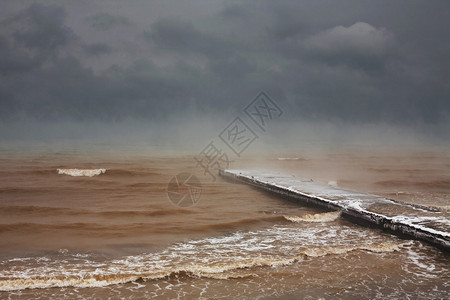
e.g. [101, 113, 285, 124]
[0, 148, 449, 299]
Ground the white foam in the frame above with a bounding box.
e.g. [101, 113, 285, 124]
[57, 168, 106, 177]
[284, 211, 341, 223]
[277, 158, 301, 161]
[328, 180, 338, 187]
[0, 222, 405, 291]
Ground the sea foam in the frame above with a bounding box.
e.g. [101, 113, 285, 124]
[284, 211, 342, 223]
[57, 169, 106, 177]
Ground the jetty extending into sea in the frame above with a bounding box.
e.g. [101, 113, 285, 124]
[219, 169, 450, 251]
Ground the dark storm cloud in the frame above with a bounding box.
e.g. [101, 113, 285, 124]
[0, 0, 449, 129]
[86, 13, 131, 30]
[11, 3, 74, 52]
[0, 3, 78, 119]
[145, 18, 236, 59]
[3, 56, 190, 120]
[219, 4, 249, 19]
[302, 22, 395, 71]
[209, 56, 257, 79]
[83, 43, 111, 56]
[0, 36, 41, 74]
[0, 3, 75, 75]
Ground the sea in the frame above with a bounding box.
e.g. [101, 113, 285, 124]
[0, 143, 449, 299]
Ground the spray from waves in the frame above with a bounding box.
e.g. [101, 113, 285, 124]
[284, 211, 341, 223]
[57, 169, 106, 177]
[0, 223, 407, 292]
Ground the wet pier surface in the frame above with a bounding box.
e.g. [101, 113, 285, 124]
[219, 169, 450, 251]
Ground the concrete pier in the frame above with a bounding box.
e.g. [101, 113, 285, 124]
[219, 169, 450, 251]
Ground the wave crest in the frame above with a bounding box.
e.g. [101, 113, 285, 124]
[57, 169, 106, 177]
[284, 211, 341, 223]
[0, 242, 405, 291]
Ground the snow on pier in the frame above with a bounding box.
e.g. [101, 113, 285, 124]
[219, 169, 450, 251]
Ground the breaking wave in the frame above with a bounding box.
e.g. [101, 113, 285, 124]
[0, 242, 402, 292]
[57, 169, 106, 177]
[0, 222, 406, 292]
[284, 211, 341, 223]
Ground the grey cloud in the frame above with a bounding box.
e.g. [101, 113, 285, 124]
[209, 56, 257, 79]
[145, 18, 235, 59]
[11, 3, 75, 53]
[0, 0, 449, 135]
[0, 3, 75, 75]
[83, 43, 112, 56]
[303, 22, 396, 71]
[304, 22, 394, 58]
[86, 13, 131, 30]
[0, 36, 41, 74]
[2, 55, 213, 121]
[219, 4, 249, 19]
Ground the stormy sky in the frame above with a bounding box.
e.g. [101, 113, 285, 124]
[0, 0, 449, 145]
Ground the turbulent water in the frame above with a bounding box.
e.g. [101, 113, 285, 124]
[0, 148, 449, 299]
